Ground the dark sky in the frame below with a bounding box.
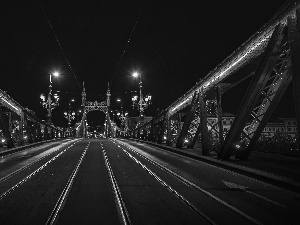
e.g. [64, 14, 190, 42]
[1, 0, 292, 127]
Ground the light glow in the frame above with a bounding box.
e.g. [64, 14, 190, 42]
[53, 72, 59, 77]
[132, 72, 139, 77]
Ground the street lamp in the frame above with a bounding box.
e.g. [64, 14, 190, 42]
[116, 98, 128, 126]
[40, 72, 60, 125]
[131, 71, 152, 117]
[64, 99, 76, 135]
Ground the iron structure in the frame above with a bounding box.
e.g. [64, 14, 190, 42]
[0, 88, 63, 148]
[76, 83, 115, 138]
[129, 1, 300, 160]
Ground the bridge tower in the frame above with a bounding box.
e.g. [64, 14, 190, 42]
[77, 82, 114, 138]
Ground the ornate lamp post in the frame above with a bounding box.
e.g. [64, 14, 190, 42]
[40, 72, 60, 125]
[116, 98, 128, 128]
[131, 71, 152, 117]
[64, 99, 75, 136]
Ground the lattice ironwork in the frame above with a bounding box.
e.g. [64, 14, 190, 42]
[84, 101, 108, 113]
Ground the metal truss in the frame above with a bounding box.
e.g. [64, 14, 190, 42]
[84, 101, 108, 113]
[219, 22, 293, 160]
[176, 92, 199, 148]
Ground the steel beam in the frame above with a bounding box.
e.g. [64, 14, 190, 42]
[166, 113, 172, 146]
[176, 92, 198, 148]
[157, 114, 167, 144]
[219, 23, 285, 160]
[199, 89, 210, 155]
[18, 112, 24, 146]
[23, 112, 33, 143]
[288, 9, 300, 141]
[217, 85, 223, 146]
[0, 107, 14, 148]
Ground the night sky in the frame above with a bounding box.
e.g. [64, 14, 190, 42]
[1, 0, 293, 128]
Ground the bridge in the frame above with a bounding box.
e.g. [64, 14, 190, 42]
[1, 1, 300, 161]
[0, 1, 300, 224]
[127, 1, 300, 160]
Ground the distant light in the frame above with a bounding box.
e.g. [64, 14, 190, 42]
[1, 139, 5, 143]
[117, 99, 121, 102]
[132, 72, 139, 77]
[71, 99, 75, 102]
[184, 139, 189, 143]
[53, 72, 59, 77]
[235, 143, 241, 149]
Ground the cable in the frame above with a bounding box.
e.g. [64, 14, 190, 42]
[110, 0, 148, 85]
[39, 0, 82, 90]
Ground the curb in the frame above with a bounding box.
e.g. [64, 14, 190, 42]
[125, 138, 300, 194]
[0, 138, 68, 158]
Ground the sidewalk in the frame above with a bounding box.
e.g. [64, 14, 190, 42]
[128, 138, 300, 194]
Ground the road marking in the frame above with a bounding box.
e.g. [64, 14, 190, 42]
[115, 140, 264, 225]
[222, 180, 286, 208]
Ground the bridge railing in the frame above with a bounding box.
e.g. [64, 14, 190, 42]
[0, 88, 65, 149]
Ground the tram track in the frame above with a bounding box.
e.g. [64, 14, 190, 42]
[0, 139, 79, 184]
[0, 139, 90, 224]
[0, 140, 80, 201]
[101, 142, 132, 225]
[113, 139, 264, 225]
[46, 141, 90, 225]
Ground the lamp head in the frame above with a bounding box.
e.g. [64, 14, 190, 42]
[132, 72, 139, 78]
[53, 72, 59, 77]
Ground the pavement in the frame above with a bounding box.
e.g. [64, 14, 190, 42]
[2, 138, 300, 194]
[126, 138, 300, 194]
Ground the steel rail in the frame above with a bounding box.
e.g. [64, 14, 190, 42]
[0, 140, 79, 184]
[115, 140, 264, 225]
[46, 141, 90, 225]
[0, 141, 79, 201]
[101, 142, 132, 225]
[111, 140, 219, 225]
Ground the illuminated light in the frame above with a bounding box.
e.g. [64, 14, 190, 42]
[24, 136, 27, 140]
[171, 32, 272, 114]
[171, 95, 192, 112]
[163, 136, 167, 140]
[1, 139, 5, 143]
[53, 72, 59, 77]
[184, 139, 189, 143]
[0, 97, 20, 112]
[132, 72, 139, 77]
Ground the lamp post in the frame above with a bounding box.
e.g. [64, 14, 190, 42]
[64, 99, 75, 136]
[40, 72, 60, 125]
[116, 98, 128, 126]
[116, 98, 129, 137]
[132, 71, 152, 117]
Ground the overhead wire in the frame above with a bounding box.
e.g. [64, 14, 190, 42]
[110, 0, 148, 85]
[39, 0, 82, 90]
